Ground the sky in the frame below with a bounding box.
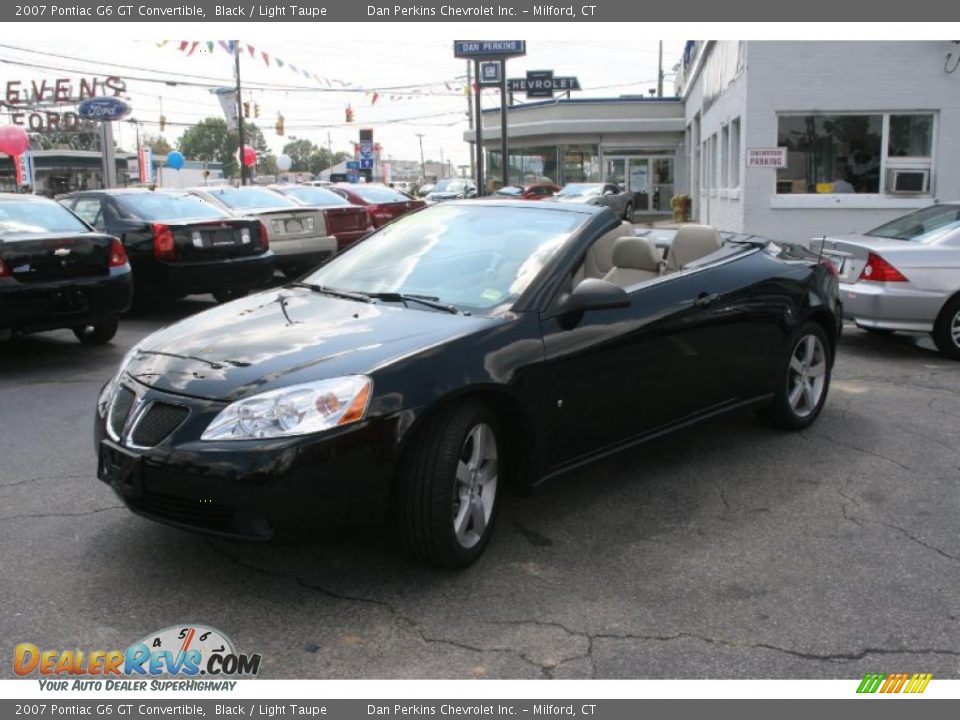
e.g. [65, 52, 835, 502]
[0, 32, 685, 170]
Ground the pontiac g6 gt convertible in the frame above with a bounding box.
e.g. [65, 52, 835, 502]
[95, 201, 841, 568]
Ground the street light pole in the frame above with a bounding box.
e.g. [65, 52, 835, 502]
[415, 133, 425, 183]
[234, 41, 247, 186]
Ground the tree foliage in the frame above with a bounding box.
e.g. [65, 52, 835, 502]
[177, 117, 277, 178]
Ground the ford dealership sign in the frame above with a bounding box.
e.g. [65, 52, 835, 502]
[77, 96, 131, 121]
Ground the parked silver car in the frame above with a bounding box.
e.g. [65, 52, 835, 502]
[187, 186, 337, 278]
[813, 204, 960, 359]
[550, 183, 634, 221]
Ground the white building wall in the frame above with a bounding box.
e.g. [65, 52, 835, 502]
[741, 41, 959, 243]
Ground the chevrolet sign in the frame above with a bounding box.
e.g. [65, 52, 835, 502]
[508, 71, 581, 98]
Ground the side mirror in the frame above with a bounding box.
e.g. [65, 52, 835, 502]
[557, 278, 630, 315]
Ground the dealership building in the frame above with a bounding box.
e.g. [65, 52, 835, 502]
[470, 41, 958, 242]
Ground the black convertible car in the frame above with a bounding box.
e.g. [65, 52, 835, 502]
[95, 201, 841, 568]
[1, 193, 132, 344]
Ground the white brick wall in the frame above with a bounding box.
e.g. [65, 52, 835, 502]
[685, 41, 960, 243]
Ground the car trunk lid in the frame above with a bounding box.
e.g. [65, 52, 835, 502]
[160, 218, 266, 262]
[0, 232, 114, 283]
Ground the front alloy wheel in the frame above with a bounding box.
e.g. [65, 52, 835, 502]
[396, 401, 502, 568]
[452, 423, 498, 550]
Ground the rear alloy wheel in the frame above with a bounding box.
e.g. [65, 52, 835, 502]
[396, 401, 501, 569]
[73, 317, 119, 345]
[212, 289, 249, 304]
[760, 322, 832, 430]
[624, 202, 634, 221]
[932, 295, 960, 360]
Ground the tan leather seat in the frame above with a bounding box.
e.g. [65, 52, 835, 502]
[603, 237, 662, 287]
[574, 221, 635, 283]
[667, 224, 722, 272]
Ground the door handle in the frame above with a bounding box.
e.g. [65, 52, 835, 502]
[694, 292, 719, 308]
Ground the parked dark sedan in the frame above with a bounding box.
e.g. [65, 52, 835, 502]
[94, 203, 840, 568]
[61, 189, 274, 304]
[1, 193, 132, 344]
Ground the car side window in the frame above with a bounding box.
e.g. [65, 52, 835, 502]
[72, 197, 105, 230]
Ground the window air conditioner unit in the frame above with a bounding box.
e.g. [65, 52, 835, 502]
[887, 168, 930, 194]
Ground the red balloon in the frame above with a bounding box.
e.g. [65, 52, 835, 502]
[0, 125, 29, 156]
[242, 145, 257, 167]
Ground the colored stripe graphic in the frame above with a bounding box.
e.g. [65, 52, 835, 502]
[857, 672, 932, 694]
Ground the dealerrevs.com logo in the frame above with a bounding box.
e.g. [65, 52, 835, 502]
[14, 625, 261, 691]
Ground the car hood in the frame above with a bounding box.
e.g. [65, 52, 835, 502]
[426, 192, 463, 200]
[552, 195, 593, 204]
[124, 288, 494, 402]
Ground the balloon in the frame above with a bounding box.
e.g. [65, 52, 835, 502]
[276, 153, 292, 172]
[0, 125, 29, 156]
[166, 150, 185, 170]
[242, 145, 257, 167]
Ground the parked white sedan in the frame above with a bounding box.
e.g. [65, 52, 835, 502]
[188, 186, 337, 278]
[813, 204, 960, 359]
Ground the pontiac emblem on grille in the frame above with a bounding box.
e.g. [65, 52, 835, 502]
[53, 248, 72, 257]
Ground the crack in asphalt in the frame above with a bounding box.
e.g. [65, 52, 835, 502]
[805, 432, 914, 472]
[0, 506, 124, 522]
[0, 473, 88, 489]
[205, 541, 960, 678]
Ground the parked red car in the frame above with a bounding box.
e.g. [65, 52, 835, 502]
[272, 185, 372, 251]
[493, 182, 561, 200]
[330, 184, 425, 229]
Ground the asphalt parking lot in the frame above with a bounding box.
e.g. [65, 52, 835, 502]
[1, 299, 958, 680]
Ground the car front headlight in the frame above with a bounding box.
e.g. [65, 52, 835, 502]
[201, 376, 372, 441]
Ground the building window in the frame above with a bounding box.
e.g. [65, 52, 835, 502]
[720, 125, 730, 189]
[776, 113, 935, 195]
[560, 145, 600, 184]
[729, 118, 741, 189]
[888, 115, 933, 158]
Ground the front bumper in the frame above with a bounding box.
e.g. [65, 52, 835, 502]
[0, 269, 132, 333]
[94, 380, 402, 541]
[839, 280, 946, 333]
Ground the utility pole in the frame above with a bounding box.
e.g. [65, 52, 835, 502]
[466, 60, 475, 180]
[234, 41, 247, 186]
[415, 133, 426, 183]
[657, 40, 664, 97]
[473, 59, 484, 196]
[439, 146, 445, 178]
[498, 60, 508, 191]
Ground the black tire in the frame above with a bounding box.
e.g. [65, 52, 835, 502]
[932, 295, 960, 360]
[623, 202, 634, 221]
[395, 400, 502, 569]
[73, 317, 119, 345]
[212, 288, 249, 304]
[759, 321, 832, 430]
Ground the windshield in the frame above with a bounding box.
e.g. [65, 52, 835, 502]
[0, 199, 89, 236]
[434, 179, 470, 193]
[201, 187, 298, 210]
[867, 205, 960, 241]
[349, 185, 413, 203]
[304, 204, 583, 314]
[494, 186, 523, 196]
[284, 187, 350, 206]
[557, 184, 601, 197]
[115, 193, 229, 221]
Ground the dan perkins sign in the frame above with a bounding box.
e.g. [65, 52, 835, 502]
[747, 147, 788, 168]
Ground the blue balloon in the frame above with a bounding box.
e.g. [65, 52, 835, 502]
[166, 151, 185, 170]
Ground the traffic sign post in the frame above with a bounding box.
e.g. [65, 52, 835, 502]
[454, 41, 526, 195]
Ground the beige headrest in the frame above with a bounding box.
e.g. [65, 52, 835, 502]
[611, 237, 661, 273]
[668, 224, 722, 270]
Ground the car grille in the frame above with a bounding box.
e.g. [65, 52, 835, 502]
[130, 403, 189, 448]
[108, 386, 136, 440]
[135, 490, 235, 532]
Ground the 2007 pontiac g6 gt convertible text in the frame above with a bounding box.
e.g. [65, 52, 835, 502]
[95, 201, 841, 568]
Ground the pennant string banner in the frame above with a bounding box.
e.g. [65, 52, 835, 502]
[160, 40, 463, 103]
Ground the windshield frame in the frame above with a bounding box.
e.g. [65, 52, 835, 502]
[557, 183, 602, 197]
